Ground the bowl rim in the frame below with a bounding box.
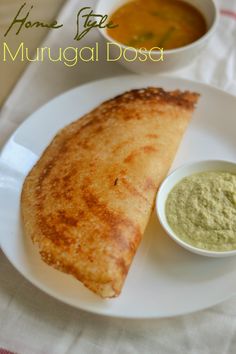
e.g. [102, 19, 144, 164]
[156, 159, 236, 257]
[96, 0, 219, 55]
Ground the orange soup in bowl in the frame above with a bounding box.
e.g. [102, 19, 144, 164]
[107, 0, 207, 50]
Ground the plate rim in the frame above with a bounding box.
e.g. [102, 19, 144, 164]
[1, 73, 236, 158]
[1, 73, 236, 319]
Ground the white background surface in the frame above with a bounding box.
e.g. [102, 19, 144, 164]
[0, 0, 65, 106]
[0, 0, 236, 353]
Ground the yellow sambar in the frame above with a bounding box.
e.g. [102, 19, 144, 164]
[107, 0, 207, 50]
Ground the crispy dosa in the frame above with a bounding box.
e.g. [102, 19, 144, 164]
[21, 88, 199, 298]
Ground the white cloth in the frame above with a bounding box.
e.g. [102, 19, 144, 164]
[0, 0, 65, 106]
[0, 0, 236, 353]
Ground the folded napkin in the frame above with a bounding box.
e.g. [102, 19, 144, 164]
[0, 1, 236, 354]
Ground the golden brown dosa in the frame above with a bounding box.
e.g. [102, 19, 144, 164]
[21, 88, 199, 298]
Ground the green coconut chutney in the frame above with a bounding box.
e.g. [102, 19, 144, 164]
[166, 171, 236, 251]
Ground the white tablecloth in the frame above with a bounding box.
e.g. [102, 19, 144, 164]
[0, 0, 65, 106]
[0, 1, 236, 353]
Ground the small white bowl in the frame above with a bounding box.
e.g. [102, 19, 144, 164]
[156, 160, 236, 258]
[96, 0, 219, 74]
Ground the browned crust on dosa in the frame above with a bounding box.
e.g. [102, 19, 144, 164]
[21, 87, 199, 298]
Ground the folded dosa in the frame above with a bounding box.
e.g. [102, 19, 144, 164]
[21, 88, 199, 298]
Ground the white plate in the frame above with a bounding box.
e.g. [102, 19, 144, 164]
[1, 75, 236, 319]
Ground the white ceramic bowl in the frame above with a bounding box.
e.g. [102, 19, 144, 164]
[156, 160, 236, 258]
[96, 0, 219, 73]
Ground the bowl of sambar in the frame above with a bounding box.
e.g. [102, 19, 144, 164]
[96, 0, 218, 73]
